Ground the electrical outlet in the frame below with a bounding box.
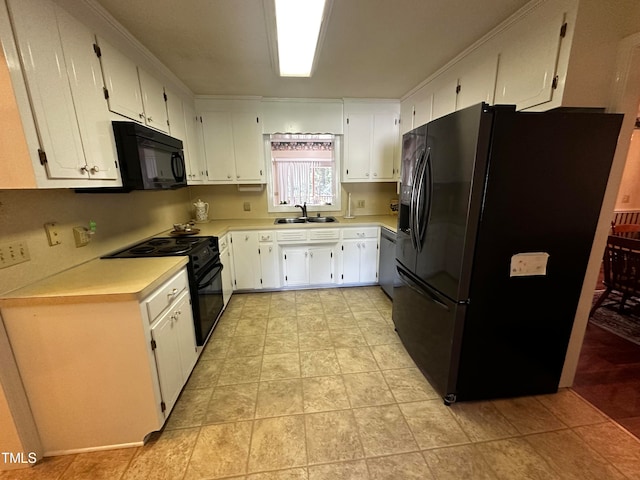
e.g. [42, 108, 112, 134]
[357, 200, 365, 208]
[0, 241, 30, 269]
[243, 202, 251, 211]
[622, 194, 631, 203]
[44, 222, 61, 246]
[73, 227, 91, 247]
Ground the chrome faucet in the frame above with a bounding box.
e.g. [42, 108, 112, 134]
[294, 202, 308, 218]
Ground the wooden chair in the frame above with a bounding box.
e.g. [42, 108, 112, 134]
[610, 221, 640, 238]
[591, 234, 640, 316]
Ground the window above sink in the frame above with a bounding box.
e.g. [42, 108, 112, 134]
[266, 134, 342, 215]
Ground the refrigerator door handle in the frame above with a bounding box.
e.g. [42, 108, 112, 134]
[409, 151, 425, 251]
[414, 148, 431, 252]
[397, 266, 450, 311]
[409, 149, 425, 250]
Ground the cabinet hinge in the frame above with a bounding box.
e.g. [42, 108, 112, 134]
[560, 22, 568, 38]
[551, 75, 559, 90]
[455, 84, 461, 94]
[284, 254, 287, 260]
[160, 401, 166, 412]
[258, 248, 261, 255]
[330, 252, 333, 258]
[341, 245, 344, 251]
[285, 275, 288, 281]
[260, 278, 263, 284]
[93, 43, 101, 57]
[346, 169, 349, 175]
[331, 273, 333, 279]
[103, 87, 109, 100]
[163, 91, 167, 102]
[115, 160, 118, 170]
[37, 149, 47, 165]
[151, 339, 157, 350]
[341, 274, 344, 279]
[256, 116, 259, 123]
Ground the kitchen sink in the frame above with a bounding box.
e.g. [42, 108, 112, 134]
[273, 216, 338, 224]
[306, 216, 337, 223]
[274, 217, 307, 224]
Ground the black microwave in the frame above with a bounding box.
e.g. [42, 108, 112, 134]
[112, 121, 187, 190]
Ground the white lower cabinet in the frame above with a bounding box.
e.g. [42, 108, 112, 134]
[282, 246, 335, 287]
[0, 266, 198, 454]
[219, 235, 233, 305]
[340, 228, 380, 284]
[149, 289, 197, 416]
[231, 231, 278, 290]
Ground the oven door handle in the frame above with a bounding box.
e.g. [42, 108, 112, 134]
[196, 263, 223, 289]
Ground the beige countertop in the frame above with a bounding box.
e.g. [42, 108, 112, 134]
[0, 215, 397, 306]
[0, 257, 188, 307]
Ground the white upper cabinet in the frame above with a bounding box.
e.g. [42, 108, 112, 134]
[181, 101, 205, 183]
[138, 68, 169, 133]
[200, 109, 264, 184]
[6, 0, 118, 184]
[343, 100, 400, 182]
[97, 37, 145, 123]
[455, 53, 498, 111]
[97, 37, 169, 133]
[262, 100, 343, 134]
[494, 5, 568, 110]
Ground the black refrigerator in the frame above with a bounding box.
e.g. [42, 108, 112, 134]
[393, 103, 622, 404]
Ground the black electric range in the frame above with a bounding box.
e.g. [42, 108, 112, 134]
[103, 236, 224, 346]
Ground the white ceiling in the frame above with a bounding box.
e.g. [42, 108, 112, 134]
[93, 0, 531, 99]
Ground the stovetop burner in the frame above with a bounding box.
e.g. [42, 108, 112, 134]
[157, 245, 191, 254]
[102, 236, 217, 260]
[129, 246, 156, 254]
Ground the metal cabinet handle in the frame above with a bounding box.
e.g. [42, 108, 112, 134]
[90, 165, 100, 174]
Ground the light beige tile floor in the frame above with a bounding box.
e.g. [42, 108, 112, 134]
[5, 286, 640, 480]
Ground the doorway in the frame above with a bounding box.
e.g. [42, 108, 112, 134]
[571, 33, 640, 440]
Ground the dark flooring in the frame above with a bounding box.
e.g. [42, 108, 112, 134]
[573, 318, 640, 439]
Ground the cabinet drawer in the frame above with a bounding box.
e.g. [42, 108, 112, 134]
[309, 229, 340, 241]
[144, 268, 189, 322]
[258, 231, 274, 242]
[341, 227, 379, 239]
[277, 230, 309, 242]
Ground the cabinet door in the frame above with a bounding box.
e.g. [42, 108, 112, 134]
[494, 8, 566, 110]
[98, 36, 145, 123]
[232, 112, 264, 182]
[283, 248, 309, 286]
[56, 8, 117, 180]
[201, 111, 236, 182]
[231, 231, 261, 289]
[150, 308, 183, 418]
[344, 113, 373, 181]
[456, 54, 498, 110]
[8, 0, 86, 179]
[359, 239, 379, 284]
[173, 292, 198, 378]
[220, 245, 233, 306]
[309, 247, 333, 284]
[431, 72, 458, 121]
[341, 241, 361, 284]
[412, 86, 433, 128]
[371, 113, 398, 180]
[166, 89, 186, 142]
[183, 102, 205, 183]
[260, 243, 280, 289]
[138, 67, 169, 133]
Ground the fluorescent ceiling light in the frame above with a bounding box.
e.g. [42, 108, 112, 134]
[274, 0, 327, 77]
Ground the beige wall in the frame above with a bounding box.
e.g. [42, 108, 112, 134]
[615, 129, 640, 210]
[0, 188, 191, 295]
[187, 183, 399, 221]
